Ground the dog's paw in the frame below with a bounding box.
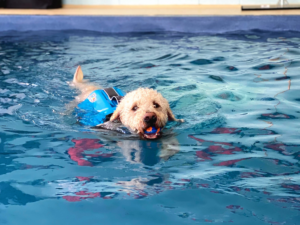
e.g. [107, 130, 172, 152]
[177, 119, 185, 123]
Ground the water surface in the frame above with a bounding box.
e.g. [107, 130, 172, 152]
[0, 30, 300, 225]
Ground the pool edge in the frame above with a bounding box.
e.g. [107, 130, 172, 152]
[0, 15, 299, 33]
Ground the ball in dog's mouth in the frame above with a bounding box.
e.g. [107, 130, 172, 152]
[143, 126, 162, 139]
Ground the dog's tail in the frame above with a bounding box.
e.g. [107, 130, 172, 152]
[73, 65, 84, 83]
[71, 66, 101, 101]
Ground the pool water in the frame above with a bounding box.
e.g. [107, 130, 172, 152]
[0, 30, 300, 225]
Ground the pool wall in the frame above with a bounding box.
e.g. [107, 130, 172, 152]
[0, 15, 300, 33]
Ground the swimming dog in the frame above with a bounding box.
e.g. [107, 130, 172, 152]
[71, 66, 183, 139]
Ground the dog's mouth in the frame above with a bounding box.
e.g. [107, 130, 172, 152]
[143, 126, 162, 139]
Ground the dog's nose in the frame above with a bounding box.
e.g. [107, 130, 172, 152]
[144, 112, 157, 124]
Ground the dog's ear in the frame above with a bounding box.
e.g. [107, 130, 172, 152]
[167, 107, 184, 122]
[73, 66, 84, 83]
[167, 107, 176, 121]
[110, 105, 122, 122]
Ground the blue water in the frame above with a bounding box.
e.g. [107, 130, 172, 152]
[0, 30, 300, 225]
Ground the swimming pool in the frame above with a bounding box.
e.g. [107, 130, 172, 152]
[0, 29, 300, 225]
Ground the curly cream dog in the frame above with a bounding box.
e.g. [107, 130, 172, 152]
[72, 66, 183, 139]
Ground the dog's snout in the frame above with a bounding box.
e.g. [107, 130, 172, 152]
[144, 112, 157, 124]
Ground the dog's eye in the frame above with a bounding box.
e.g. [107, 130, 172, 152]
[132, 106, 138, 111]
[153, 103, 160, 108]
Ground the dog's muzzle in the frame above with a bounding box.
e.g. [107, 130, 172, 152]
[143, 112, 157, 126]
[142, 112, 162, 139]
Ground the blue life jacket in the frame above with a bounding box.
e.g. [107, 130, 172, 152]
[76, 87, 126, 127]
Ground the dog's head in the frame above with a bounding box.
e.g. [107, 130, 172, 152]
[110, 88, 180, 139]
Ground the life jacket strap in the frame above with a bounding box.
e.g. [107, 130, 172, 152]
[103, 87, 123, 103]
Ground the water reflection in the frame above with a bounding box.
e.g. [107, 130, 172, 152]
[67, 138, 113, 167]
[116, 136, 179, 165]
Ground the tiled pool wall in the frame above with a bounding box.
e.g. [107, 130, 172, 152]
[0, 15, 299, 33]
[63, 0, 300, 5]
